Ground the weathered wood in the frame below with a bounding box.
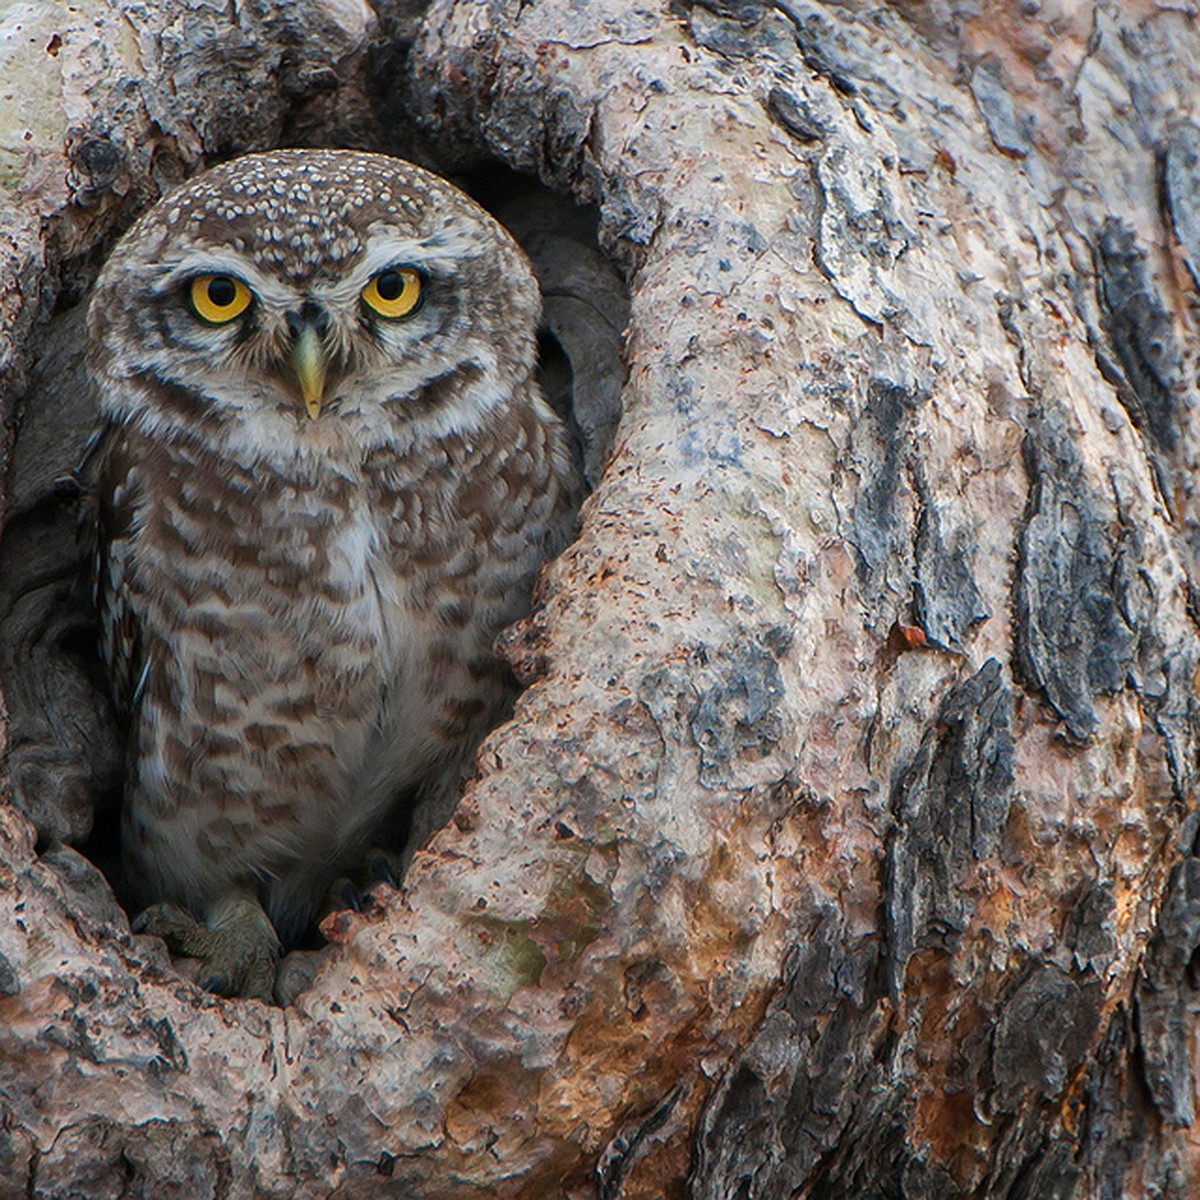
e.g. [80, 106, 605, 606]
[2, 1, 1200, 1197]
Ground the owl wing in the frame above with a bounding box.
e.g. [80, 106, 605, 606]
[93, 425, 145, 721]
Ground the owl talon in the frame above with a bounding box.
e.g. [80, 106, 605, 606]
[322, 850, 403, 921]
[133, 899, 279, 1003]
[328, 876, 363, 913]
[198, 969, 232, 995]
[365, 849, 400, 889]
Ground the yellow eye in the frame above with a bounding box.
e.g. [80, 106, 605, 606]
[189, 275, 252, 324]
[361, 267, 422, 319]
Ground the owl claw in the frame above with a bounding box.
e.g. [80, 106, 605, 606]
[365, 849, 400, 889]
[197, 968, 232, 995]
[321, 849, 403, 921]
[133, 899, 279, 1003]
[328, 876, 363, 913]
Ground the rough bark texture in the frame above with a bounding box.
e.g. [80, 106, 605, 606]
[2, 1, 1200, 1197]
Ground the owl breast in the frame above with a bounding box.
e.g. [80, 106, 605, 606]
[106, 400, 563, 943]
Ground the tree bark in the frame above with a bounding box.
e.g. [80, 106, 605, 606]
[2, 1, 1200, 1197]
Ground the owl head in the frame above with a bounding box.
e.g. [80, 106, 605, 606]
[87, 149, 541, 462]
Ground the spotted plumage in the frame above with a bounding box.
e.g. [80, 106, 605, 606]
[88, 149, 579, 999]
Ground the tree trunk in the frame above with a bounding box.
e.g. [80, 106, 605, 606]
[2, 1, 1200, 1196]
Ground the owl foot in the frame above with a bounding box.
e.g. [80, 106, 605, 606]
[134, 898, 280, 1002]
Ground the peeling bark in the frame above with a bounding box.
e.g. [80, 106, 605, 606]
[2, 1, 1200, 1197]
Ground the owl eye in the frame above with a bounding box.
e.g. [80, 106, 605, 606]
[189, 275, 253, 324]
[361, 267, 422, 319]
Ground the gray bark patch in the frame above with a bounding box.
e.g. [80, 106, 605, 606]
[815, 151, 918, 331]
[688, 630, 790, 789]
[848, 378, 919, 607]
[1094, 217, 1182, 455]
[970, 57, 1033, 158]
[775, 1, 863, 98]
[1015, 405, 1139, 742]
[0, 951, 20, 998]
[1163, 126, 1200, 293]
[1135, 852, 1200, 1125]
[690, 910, 887, 1198]
[765, 86, 824, 143]
[912, 461, 989, 650]
[886, 659, 1014, 993]
[1063, 882, 1118, 976]
[991, 962, 1104, 1112]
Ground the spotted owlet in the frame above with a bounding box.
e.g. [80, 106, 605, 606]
[87, 149, 580, 1000]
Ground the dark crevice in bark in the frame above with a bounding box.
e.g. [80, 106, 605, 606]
[1076, 1006, 1160, 1200]
[597, 1083, 687, 1198]
[464, 164, 628, 488]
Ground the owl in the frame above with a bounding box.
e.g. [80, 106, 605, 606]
[87, 149, 580, 1001]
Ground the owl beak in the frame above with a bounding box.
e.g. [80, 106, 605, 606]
[290, 323, 328, 420]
